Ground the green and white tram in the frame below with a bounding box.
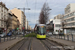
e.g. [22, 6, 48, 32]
[36, 24, 46, 39]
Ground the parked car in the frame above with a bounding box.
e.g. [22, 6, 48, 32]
[7, 32, 12, 36]
[47, 32, 52, 35]
[0, 33, 6, 37]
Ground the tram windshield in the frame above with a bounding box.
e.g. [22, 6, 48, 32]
[39, 26, 46, 34]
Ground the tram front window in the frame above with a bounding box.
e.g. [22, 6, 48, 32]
[39, 27, 46, 35]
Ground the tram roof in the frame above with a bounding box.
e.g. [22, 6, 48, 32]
[37, 24, 46, 26]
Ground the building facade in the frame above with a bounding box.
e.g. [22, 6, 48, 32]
[11, 8, 26, 30]
[8, 11, 19, 31]
[62, 3, 75, 34]
[54, 14, 62, 19]
[65, 3, 75, 14]
[63, 11, 75, 34]
[53, 19, 62, 34]
[25, 18, 28, 30]
[0, 2, 8, 29]
[53, 14, 62, 34]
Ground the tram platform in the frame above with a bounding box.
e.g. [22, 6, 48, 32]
[48, 37, 75, 50]
[0, 37, 24, 50]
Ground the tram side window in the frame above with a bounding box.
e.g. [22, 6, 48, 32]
[37, 27, 39, 34]
[39, 27, 41, 34]
[43, 27, 46, 33]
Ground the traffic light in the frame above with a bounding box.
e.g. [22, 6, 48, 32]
[22, 27, 24, 29]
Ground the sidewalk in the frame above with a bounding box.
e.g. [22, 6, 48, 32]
[0, 37, 24, 50]
[48, 37, 75, 50]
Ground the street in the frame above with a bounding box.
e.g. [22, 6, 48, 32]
[9, 37, 65, 50]
[0, 0, 75, 50]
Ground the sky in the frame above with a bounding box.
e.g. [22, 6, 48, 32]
[0, 0, 75, 28]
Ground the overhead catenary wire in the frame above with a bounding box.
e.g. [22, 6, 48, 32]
[26, 0, 28, 7]
[45, 0, 48, 3]
[34, 0, 37, 24]
[25, 0, 31, 26]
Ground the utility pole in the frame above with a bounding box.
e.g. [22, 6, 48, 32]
[27, 21, 30, 32]
[18, 8, 30, 36]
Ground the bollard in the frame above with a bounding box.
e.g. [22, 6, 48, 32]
[4, 36, 5, 42]
[10, 36, 11, 40]
[0, 36, 1, 42]
[57, 35, 59, 38]
[67, 35, 69, 41]
[64, 35, 65, 40]
[61, 35, 62, 39]
[72, 34, 73, 42]
[59, 36, 60, 39]
[55, 35, 56, 38]
[59, 35, 60, 39]
[15, 35, 16, 39]
[7, 36, 8, 41]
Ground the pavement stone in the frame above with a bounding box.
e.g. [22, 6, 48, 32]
[48, 37, 75, 50]
[0, 37, 24, 50]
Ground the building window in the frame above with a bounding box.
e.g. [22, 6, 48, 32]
[55, 24, 61, 27]
[74, 12, 75, 15]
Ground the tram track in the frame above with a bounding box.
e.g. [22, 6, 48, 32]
[18, 37, 32, 50]
[18, 37, 29, 50]
[28, 37, 32, 50]
[40, 38, 64, 50]
[40, 39, 50, 50]
[9, 37, 32, 50]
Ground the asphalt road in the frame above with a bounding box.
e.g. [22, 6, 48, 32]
[9, 37, 65, 50]
[32, 38, 46, 50]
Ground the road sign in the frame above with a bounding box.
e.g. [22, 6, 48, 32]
[22, 27, 24, 29]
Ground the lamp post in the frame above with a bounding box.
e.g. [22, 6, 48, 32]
[18, 8, 30, 37]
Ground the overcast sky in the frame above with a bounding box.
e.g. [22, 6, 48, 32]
[0, 0, 75, 28]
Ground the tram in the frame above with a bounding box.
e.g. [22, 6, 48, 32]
[35, 24, 46, 39]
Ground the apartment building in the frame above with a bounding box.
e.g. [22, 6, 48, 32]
[0, 2, 8, 29]
[53, 15, 62, 34]
[27, 21, 29, 30]
[53, 19, 62, 34]
[8, 11, 20, 30]
[62, 3, 75, 34]
[63, 11, 75, 34]
[11, 8, 26, 30]
[54, 14, 62, 19]
[65, 3, 75, 14]
[28, 25, 31, 30]
[25, 18, 28, 30]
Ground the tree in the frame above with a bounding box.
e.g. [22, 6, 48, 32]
[39, 3, 51, 24]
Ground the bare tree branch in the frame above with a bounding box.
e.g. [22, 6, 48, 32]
[39, 3, 50, 24]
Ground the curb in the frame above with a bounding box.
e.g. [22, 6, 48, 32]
[5, 38, 24, 50]
[47, 38, 75, 50]
[47, 38, 67, 46]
